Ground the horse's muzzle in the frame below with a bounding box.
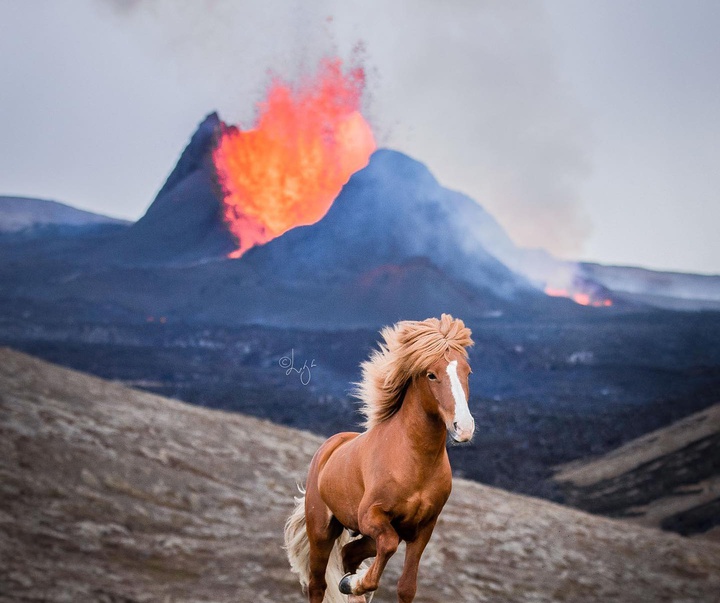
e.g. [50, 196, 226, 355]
[450, 419, 475, 443]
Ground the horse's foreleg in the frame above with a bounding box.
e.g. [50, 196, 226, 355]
[340, 506, 399, 596]
[396, 520, 436, 603]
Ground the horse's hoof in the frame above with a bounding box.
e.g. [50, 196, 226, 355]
[339, 572, 354, 595]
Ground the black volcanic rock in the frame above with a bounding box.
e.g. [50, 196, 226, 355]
[109, 112, 236, 264]
[334, 257, 509, 325]
[156, 112, 221, 199]
[244, 149, 535, 299]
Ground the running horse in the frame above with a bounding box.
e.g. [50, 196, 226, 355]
[285, 314, 474, 602]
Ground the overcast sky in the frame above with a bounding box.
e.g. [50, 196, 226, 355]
[1, 1, 718, 274]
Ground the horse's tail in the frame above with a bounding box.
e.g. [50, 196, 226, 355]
[284, 487, 312, 588]
[284, 486, 352, 603]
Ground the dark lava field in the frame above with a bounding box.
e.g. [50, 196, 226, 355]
[3, 293, 719, 503]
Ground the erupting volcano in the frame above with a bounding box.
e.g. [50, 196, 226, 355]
[212, 58, 376, 258]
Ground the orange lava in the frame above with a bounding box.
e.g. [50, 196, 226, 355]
[213, 58, 376, 258]
[545, 287, 613, 307]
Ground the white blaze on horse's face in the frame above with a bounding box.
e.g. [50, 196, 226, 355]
[446, 360, 474, 442]
[426, 356, 475, 443]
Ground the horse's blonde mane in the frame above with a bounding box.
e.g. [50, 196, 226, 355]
[353, 314, 474, 430]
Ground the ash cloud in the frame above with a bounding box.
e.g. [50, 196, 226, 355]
[96, 1, 592, 257]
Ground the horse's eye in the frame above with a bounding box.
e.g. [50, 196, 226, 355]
[427, 372, 437, 381]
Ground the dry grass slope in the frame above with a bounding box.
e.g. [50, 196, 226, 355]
[1, 347, 719, 602]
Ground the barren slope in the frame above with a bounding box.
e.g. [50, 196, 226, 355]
[554, 402, 720, 539]
[1, 348, 719, 602]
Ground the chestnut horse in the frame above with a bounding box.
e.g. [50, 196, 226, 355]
[285, 314, 474, 602]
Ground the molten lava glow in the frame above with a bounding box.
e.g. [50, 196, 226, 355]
[545, 287, 613, 307]
[213, 58, 376, 257]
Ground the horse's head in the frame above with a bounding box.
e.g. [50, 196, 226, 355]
[421, 349, 475, 443]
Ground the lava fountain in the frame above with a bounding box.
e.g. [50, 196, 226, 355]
[212, 58, 376, 258]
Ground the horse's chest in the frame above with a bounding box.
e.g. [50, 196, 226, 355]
[386, 464, 450, 528]
[392, 493, 442, 539]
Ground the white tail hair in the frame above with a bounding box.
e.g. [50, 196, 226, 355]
[285, 486, 364, 603]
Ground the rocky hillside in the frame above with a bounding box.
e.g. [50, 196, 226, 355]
[1, 348, 719, 602]
[554, 402, 720, 539]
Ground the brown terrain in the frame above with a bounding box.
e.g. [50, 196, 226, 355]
[554, 401, 720, 540]
[1, 347, 719, 602]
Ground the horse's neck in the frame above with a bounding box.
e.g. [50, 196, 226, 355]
[394, 381, 448, 464]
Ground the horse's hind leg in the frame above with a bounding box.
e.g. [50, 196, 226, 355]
[342, 535, 377, 574]
[341, 536, 377, 603]
[306, 490, 342, 602]
[307, 531, 338, 603]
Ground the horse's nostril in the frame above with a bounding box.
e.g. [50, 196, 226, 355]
[453, 421, 459, 431]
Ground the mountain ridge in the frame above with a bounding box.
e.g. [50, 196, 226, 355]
[0, 195, 128, 233]
[108, 112, 236, 264]
[3, 112, 720, 313]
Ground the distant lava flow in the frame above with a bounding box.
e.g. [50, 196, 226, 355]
[545, 287, 613, 307]
[212, 58, 376, 258]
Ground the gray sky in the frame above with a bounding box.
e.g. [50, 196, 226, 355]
[1, 0, 718, 274]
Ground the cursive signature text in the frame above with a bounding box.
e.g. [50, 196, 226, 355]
[279, 349, 317, 386]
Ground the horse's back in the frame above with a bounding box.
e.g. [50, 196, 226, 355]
[306, 431, 361, 489]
